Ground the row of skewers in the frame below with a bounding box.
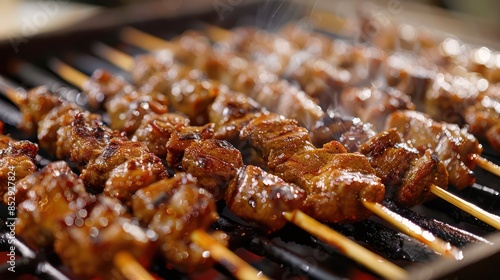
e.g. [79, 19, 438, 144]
[0, 17, 499, 280]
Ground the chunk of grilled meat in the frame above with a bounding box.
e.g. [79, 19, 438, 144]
[386, 110, 482, 190]
[8, 162, 94, 249]
[132, 172, 227, 273]
[241, 113, 385, 223]
[341, 86, 415, 131]
[209, 91, 265, 143]
[56, 112, 127, 165]
[358, 129, 448, 207]
[182, 139, 244, 200]
[226, 165, 306, 232]
[131, 113, 190, 157]
[18, 86, 62, 133]
[425, 74, 480, 125]
[0, 134, 38, 196]
[55, 195, 157, 278]
[38, 102, 101, 155]
[81, 138, 167, 196]
[463, 87, 500, 152]
[165, 123, 215, 171]
[82, 69, 129, 109]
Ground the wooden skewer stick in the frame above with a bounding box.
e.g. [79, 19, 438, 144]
[471, 154, 500, 177]
[284, 210, 407, 280]
[120, 27, 175, 51]
[203, 24, 232, 43]
[362, 200, 463, 259]
[48, 58, 88, 90]
[113, 251, 156, 280]
[430, 184, 500, 230]
[92, 42, 135, 72]
[0, 75, 26, 107]
[191, 229, 269, 280]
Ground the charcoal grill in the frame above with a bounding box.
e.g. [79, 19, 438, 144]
[1, 0, 500, 279]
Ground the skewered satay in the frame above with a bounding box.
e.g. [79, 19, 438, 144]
[0, 80, 266, 280]
[89, 39, 500, 230]
[3, 161, 156, 280]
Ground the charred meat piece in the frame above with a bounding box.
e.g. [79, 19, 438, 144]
[209, 91, 265, 142]
[386, 110, 482, 190]
[104, 152, 168, 204]
[182, 139, 244, 200]
[81, 138, 165, 193]
[0, 137, 38, 197]
[18, 86, 62, 133]
[82, 69, 130, 109]
[38, 102, 101, 155]
[241, 113, 385, 223]
[425, 74, 479, 125]
[132, 113, 190, 157]
[358, 129, 448, 207]
[10, 161, 94, 249]
[132, 172, 227, 273]
[166, 123, 214, 171]
[55, 195, 156, 279]
[341, 86, 415, 131]
[56, 113, 127, 165]
[169, 78, 223, 125]
[225, 165, 306, 232]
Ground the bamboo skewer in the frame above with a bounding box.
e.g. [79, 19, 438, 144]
[362, 200, 463, 259]
[191, 230, 269, 280]
[284, 210, 408, 280]
[113, 252, 156, 280]
[430, 185, 500, 230]
[471, 154, 500, 177]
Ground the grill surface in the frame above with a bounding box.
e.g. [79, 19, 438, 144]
[1, 1, 500, 279]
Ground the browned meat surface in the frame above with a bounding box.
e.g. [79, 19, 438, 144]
[165, 123, 214, 171]
[358, 129, 448, 207]
[82, 69, 130, 109]
[56, 113, 126, 165]
[241, 113, 385, 223]
[18, 86, 62, 133]
[132, 173, 198, 224]
[463, 87, 500, 151]
[105, 89, 169, 133]
[55, 195, 156, 278]
[209, 91, 265, 142]
[104, 152, 168, 204]
[341, 86, 415, 131]
[240, 113, 314, 170]
[132, 172, 227, 273]
[0, 138, 38, 196]
[182, 139, 244, 200]
[425, 74, 479, 125]
[11, 162, 94, 249]
[38, 103, 101, 155]
[386, 110, 482, 190]
[226, 165, 306, 232]
[81, 138, 157, 192]
[169, 78, 223, 125]
[132, 113, 190, 157]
